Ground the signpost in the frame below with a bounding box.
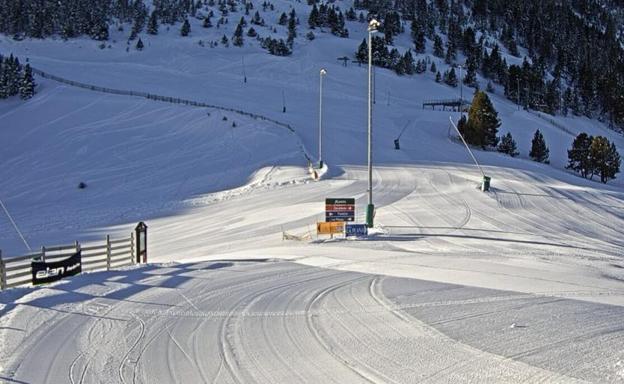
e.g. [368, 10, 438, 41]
[325, 198, 355, 222]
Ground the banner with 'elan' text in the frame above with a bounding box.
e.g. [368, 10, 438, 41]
[31, 251, 82, 285]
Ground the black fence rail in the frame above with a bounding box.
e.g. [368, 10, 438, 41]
[423, 98, 471, 112]
[30, 67, 312, 162]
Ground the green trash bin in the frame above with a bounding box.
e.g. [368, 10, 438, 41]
[482, 176, 491, 192]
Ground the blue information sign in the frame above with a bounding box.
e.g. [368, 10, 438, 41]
[345, 224, 368, 237]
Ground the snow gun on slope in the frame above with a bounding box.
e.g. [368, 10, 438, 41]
[448, 116, 491, 192]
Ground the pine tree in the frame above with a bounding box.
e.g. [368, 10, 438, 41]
[443, 68, 458, 87]
[445, 41, 456, 64]
[567, 133, 593, 178]
[435, 71, 441, 83]
[7, 56, 20, 97]
[308, 4, 319, 29]
[181, 19, 191, 36]
[221, 34, 229, 47]
[247, 27, 257, 37]
[430, 62, 436, 73]
[355, 38, 368, 64]
[589, 137, 620, 183]
[287, 13, 297, 46]
[203, 16, 212, 28]
[497, 132, 519, 157]
[232, 24, 244, 47]
[433, 35, 444, 58]
[136, 37, 144, 50]
[465, 91, 501, 148]
[147, 11, 159, 35]
[278, 12, 288, 25]
[19, 63, 35, 100]
[529, 129, 550, 163]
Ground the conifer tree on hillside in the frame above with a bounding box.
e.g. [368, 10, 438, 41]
[355, 39, 368, 63]
[147, 11, 159, 35]
[589, 136, 621, 183]
[529, 129, 550, 163]
[497, 132, 519, 157]
[567, 132, 594, 178]
[464, 91, 501, 148]
[443, 68, 458, 87]
[232, 23, 244, 46]
[287, 12, 297, 46]
[7, 56, 21, 97]
[433, 35, 444, 58]
[308, 4, 319, 28]
[203, 16, 212, 28]
[19, 63, 35, 100]
[136, 37, 144, 50]
[181, 19, 191, 36]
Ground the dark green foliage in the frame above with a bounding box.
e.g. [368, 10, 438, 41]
[308, 4, 319, 29]
[147, 10, 159, 35]
[232, 23, 243, 46]
[443, 68, 458, 87]
[278, 12, 288, 25]
[262, 37, 291, 56]
[287, 11, 296, 46]
[0, 54, 36, 101]
[589, 136, 621, 183]
[567, 133, 594, 178]
[350, 0, 624, 127]
[464, 91, 501, 148]
[19, 63, 35, 99]
[529, 129, 550, 163]
[180, 19, 190, 36]
[433, 35, 444, 58]
[497, 132, 519, 157]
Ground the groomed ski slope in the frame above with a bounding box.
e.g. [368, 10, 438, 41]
[1, 2, 624, 382]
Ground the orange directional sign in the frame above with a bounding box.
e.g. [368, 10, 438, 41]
[317, 222, 345, 235]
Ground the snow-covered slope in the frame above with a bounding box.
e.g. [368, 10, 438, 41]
[2, 2, 624, 382]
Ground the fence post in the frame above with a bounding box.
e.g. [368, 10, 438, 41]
[0, 250, 6, 291]
[41, 246, 46, 262]
[106, 235, 111, 271]
[130, 232, 136, 264]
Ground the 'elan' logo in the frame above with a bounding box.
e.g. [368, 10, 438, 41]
[35, 262, 81, 279]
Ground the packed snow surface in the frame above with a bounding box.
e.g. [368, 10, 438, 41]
[1, 3, 624, 382]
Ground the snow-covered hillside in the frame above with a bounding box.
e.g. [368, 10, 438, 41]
[2, 1, 624, 382]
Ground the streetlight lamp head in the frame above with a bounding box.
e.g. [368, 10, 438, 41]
[368, 19, 380, 32]
[320, 68, 327, 75]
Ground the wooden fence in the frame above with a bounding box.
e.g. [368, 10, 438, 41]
[0, 234, 135, 290]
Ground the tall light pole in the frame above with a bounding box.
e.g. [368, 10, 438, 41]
[366, 18, 380, 228]
[458, 63, 464, 117]
[318, 68, 327, 169]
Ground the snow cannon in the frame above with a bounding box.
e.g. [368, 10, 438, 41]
[481, 176, 491, 192]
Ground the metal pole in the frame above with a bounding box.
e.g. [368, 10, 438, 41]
[366, 20, 379, 228]
[459, 64, 463, 116]
[319, 68, 326, 169]
[242, 56, 247, 83]
[517, 78, 520, 110]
